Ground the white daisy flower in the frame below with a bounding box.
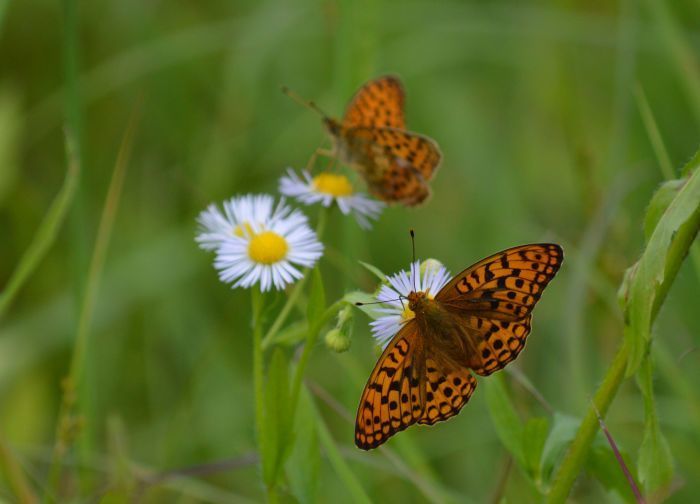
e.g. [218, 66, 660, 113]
[369, 259, 452, 348]
[195, 194, 276, 251]
[197, 195, 324, 292]
[279, 168, 384, 229]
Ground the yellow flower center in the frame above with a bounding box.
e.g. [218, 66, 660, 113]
[248, 231, 288, 265]
[233, 221, 255, 238]
[312, 173, 353, 197]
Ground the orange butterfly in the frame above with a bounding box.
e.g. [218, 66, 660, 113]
[355, 243, 563, 450]
[284, 75, 442, 206]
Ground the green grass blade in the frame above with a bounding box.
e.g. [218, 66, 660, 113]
[642, 0, 700, 124]
[314, 406, 372, 504]
[47, 102, 140, 499]
[635, 85, 675, 180]
[0, 437, 38, 504]
[0, 133, 79, 320]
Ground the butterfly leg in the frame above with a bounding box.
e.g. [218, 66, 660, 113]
[305, 147, 336, 172]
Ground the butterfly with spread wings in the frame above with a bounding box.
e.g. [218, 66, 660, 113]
[285, 75, 442, 206]
[355, 243, 563, 450]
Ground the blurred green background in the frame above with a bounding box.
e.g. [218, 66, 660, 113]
[1, 0, 700, 502]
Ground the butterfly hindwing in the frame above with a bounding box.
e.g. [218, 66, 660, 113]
[462, 315, 533, 376]
[418, 358, 477, 425]
[343, 75, 406, 129]
[355, 323, 425, 450]
[347, 126, 441, 205]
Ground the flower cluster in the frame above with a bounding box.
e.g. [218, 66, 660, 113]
[196, 166, 385, 291]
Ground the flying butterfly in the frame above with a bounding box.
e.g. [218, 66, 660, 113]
[354, 242, 563, 450]
[282, 75, 442, 206]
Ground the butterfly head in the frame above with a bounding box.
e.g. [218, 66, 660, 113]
[322, 117, 342, 137]
[407, 290, 429, 313]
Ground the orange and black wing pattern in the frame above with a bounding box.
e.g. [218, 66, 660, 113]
[355, 323, 425, 450]
[436, 244, 563, 375]
[417, 357, 477, 425]
[348, 126, 442, 205]
[343, 75, 406, 129]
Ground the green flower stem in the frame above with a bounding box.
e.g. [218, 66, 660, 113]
[260, 207, 328, 350]
[289, 299, 346, 418]
[546, 343, 629, 503]
[251, 288, 277, 501]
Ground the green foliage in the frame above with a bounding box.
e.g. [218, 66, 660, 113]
[636, 357, 674, 495]
[306, 267, 326, 327]
[523, 417, 549, 485]
[0, 133, 78, 319]
[286, 389, 320, 503]
[548, 153, 700, 502]
[623, 159, 700, 375]
[484, 374, 526, 469]
[3, 0, 700, 501]
[261, 348, 293, 487]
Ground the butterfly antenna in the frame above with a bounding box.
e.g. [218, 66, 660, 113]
[355, 296, 404, 307]
[410, 229, 417, 293]
[281, 85, 328, 118]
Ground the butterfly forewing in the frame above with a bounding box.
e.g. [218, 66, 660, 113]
[343, 75, 406, 129]
[436, 244, 563, 320]
[355, 323, 425, 450]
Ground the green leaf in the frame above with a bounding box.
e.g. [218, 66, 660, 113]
[306, 267, 326, 325]
[624, 158, 700, 375]
[343, 290, 385, 320]
[270, 320, 307, 347]
[358, 260, 387, 281]
[636, 356, 674, 495]
[541, 413, 581, 484]
[286, 388, 320, 504]
[585, 444, 639, 503]
[483, 374, 525, 468]
[315, 401, 372, 503]
[643, 179, 685, 241]
[262, 348, 293, 487]
[523, 416, 549, 483]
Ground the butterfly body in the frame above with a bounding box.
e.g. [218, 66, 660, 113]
[409, 292, 491, 376]
[355, 244, 564, 450]
[319, 76, 442, 206]
[408, 292, 460, 340]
